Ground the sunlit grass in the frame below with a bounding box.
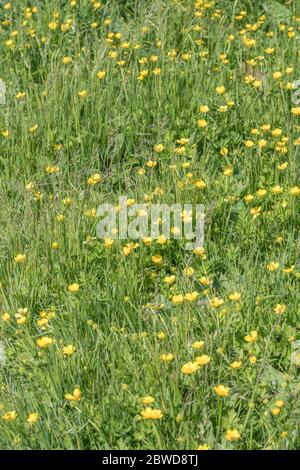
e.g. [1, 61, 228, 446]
[0, 0, 300, 450]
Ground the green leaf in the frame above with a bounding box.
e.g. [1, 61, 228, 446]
[262, 365, 286, 388]
[263, 0, 292, 23]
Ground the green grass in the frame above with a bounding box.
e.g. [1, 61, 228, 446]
[0, 0, 300, 450]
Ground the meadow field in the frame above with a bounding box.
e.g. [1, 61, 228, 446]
[0, 0, 300, 450]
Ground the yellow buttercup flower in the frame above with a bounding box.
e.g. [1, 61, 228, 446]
[193, 341, 204, 350]
[184, 291, 199, 302]
[181, 362, 200, 374]
[36, 336, 54, 349]
[157, 331, 166, 340]
[141, 396, 155, 405]
[278, 162, 288, 171]
[272, 128, 282, 137]
[230, 361, 242, 369]
[291, 107, 300, 116]
[153, 143, 164, 153]
[46, 165, 59, 174]
[27, 412, 39, 424]
[258, 139, 267, 148]
[220, 147, 228, 156]
[228, 292, 241, 301]
[2, 130, 10, 138]
[213, 384, 230, 397]
[199, 276, 211, 286]
[194, 179, 207, 189]
[274, 304, 286, 315]
[271, 407, 281, 416]
[157, 235, 167, 245]
[171, 294, 184, 304]
[210, 297, 224, 308]
[78, 90, 88, 98]
[140, 408, 163, 419]
[267, 262, 279, 272]
[244, 140, 254, 148]
[225, 429, 241, 441]
[197, 119, 208, 128]
[29, 124, 38, 134]
[16, 91, 26, 100]
[216, 85, 225, 94]
[271, 185, 283, 194]
[256, 189, 267, 198]
[14, 253, 26, 263]
[195, 355, 210, 366]
[197, 444, 210, 450]
[2, 411, 17, 421]
[176, 138, 189, 145]
[244, 330, 258, 343]
[223, 167, 233, 176]
[146, 160, 157, 168]
[96, 70, 106, 79]
[48, 21, 58, 30]
[250, 206, 261, 218]
[65, 387, 81, 401]
[249, 355, 257, 364]
[164, 275, 176, 284]
[282, 266, 294, 273]
[199, 105, 209, 113]
[289, 186, 300, 195]
[63, 56, 72, 64]
[15, 307, 29, 325]
[87, 173, 102, 185]
[151, 254, 162, 265]
[68, 283, 80, 293]
[103, 238, 114, 248]
[63, 345, 76, 356]
[160, 353, 174, 362]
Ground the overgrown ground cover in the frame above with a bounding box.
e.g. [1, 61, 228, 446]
[0, 0, 300, 450]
